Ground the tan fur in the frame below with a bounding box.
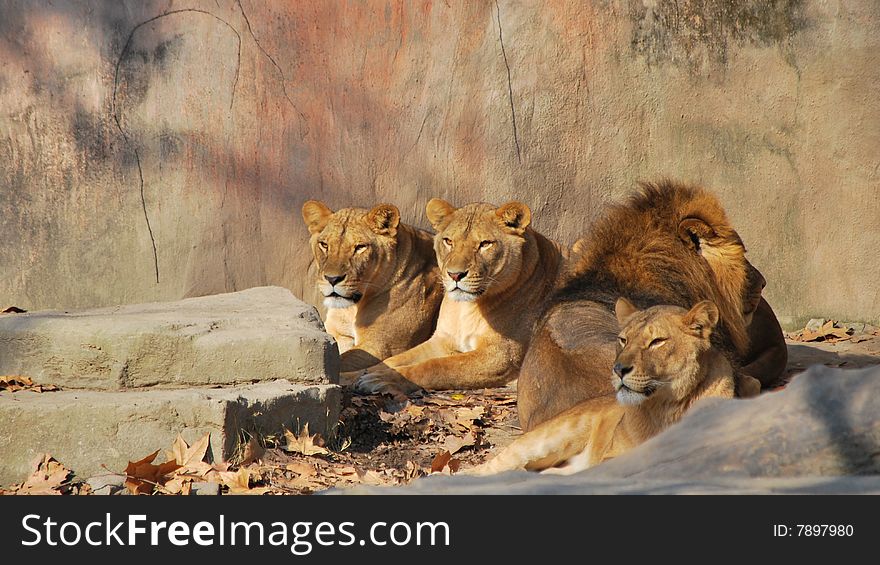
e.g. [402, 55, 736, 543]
[349, 199, 566, 395]
[517, 180, 787, 431]
[470, 300, 737, 476]
[301, 201, 443, 375]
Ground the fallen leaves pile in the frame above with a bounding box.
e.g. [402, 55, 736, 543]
[7, 455, 78, 495]
[1, 388, 519, 495]
[788, 320, 878, 344]
[0, 375, 60, 393]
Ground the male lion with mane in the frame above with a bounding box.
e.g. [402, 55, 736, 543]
[517, 180, 787, 431]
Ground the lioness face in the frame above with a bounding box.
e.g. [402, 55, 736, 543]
[301, 201, 400, 309]
[425, 199, 532, 302]
[611, 299, 719, 406]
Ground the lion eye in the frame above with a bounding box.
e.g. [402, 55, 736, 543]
[479, 240, 494, 249]
[442, 237, 453, 247]
[318, 241, 329, 251]
[618, 336, 627, 347]
[649, 337, 667, 348]
[354, 244, 369, 253]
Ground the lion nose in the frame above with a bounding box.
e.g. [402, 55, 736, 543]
[613, 363, 633, 378]
[325, 274, 346, 286]
[447, 270, 468, 282]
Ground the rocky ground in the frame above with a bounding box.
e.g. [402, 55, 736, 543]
[2, 317, 879, 495]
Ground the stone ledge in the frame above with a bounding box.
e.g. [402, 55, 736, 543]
[0, 380, 342, 486]
[0, 286, 340, 389]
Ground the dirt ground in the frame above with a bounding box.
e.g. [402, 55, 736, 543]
[241, 324, 880, 495]
[4, 325, 879, 495]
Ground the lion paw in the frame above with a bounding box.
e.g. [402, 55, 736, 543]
[353, 370, 421, 396]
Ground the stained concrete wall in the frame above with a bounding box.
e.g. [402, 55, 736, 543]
[1, 0, 878, 328]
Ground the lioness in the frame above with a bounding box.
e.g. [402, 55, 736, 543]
[469, 298, 736, 475]
[350, 199, 566, 395]
[301, 201, 443, 374]
[517, 180, 787, 431]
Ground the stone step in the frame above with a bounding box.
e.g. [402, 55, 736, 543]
[0, 380, 342, 485]
[0, 286, 340, 389]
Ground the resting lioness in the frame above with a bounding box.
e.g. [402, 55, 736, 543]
[301, 201, 444, 374]
[469, 299, 736, 475]
[517, 180, 787, 431]
[349, 198, 566, 395]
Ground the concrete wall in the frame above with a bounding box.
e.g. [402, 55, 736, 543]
[1, 0, 878, 328]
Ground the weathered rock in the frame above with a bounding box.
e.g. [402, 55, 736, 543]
[0, 1, 878, 328]
[190, 482, 220, 496]
[0, 380, 341, 485]
[845, 322, 867, 334]
[0, 287, 339, 389]
[805, 318, 827, 332]
[334, 474, 880, 495]
[86, 473, 126, 495]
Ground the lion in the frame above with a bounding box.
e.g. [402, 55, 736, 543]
[516, 180, 787, 432]
[469, 298, 737, 476]
[349, 198, 566, 395]
[301, 201, 444, 375]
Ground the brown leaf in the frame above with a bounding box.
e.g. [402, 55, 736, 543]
[168, 433, 211, 467]
[443, 431, 475, 455]
[356, 469, 387, 486]
[285, 461, 317, 477]
[430, 451, 461, 475]
[0, 375, 60, 393]
[401, 403, 426, 420]
[1, 375, 33, 392]
[124, 450, 182, 495]
[283, 423, 329, 457]
[378, 410, 396, 423]
[218, 467, 269, 495]
[796, 320, 854, 343]
[448, 406, 485, 431]
[13, 455, 71, 495]
[240, 436, 265, 466]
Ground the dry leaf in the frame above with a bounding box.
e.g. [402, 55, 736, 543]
[124, 450, 182, 495]
[168, 433, 211, 467]
[285, 461, 317, 477]
[1, 375, 33, 392]
[283, 423, 329, 457]
[218, 467, 269, 495]
[356, 469, 386, 486]
[794, 320, 853, 343]
[0, 375, 60, 393]
[430, 451, 460, 475]
[443, 431, 476, 455]
[13, 455, 71, 495]
[240, 436, 265, 466]
[448, 406, 485, 431]
[378, 411, 396, 423]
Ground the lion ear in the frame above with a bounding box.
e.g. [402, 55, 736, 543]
[366, 204, 400, 236]
[615, 297, 640, 325]
[426, 198, 456, 230]
[682, 300, 720, 336]
[495, 202, 531, 234]
[678, 217, 717, 253]
[302, 200, 333, 235]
